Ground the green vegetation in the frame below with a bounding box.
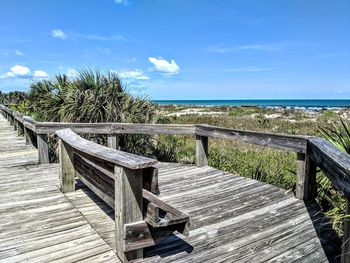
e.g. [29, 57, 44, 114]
[27, 69, 156, 123]
[0, 91, 27, 105]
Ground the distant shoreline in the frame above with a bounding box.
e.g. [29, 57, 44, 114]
[153, 99, 350, 110]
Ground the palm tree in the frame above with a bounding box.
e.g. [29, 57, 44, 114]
[29, 68, 157, 124]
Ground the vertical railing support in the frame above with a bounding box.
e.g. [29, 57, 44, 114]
[13, 119, 18, 131]
[295, 152, 317, 201]
[107, 134, 120, 150]
[24, 127, 32, 145]
[58, 139, 75, 192]
[196, 135, 208, 167]
[9, 115, 13, 125]
[37, 133, 49, 164]
[115, 166, 143, 262]
[17, 122, 24, 136]
[342, 198, 350, 263]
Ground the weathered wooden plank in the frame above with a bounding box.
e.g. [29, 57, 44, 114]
[107, 134, 120, 150]
[123, 221, 155, 252]
[58, 140, 75, 192]
[56, 128, 157, 169]
[114, 166, 144, 262]
[295, 151, 317, 201]
[75, 170, 115, 208]
[142, 166, 159, 195]
[0, 116, 120, 263]
[196, 135, 208, 167]
[145, 202, 160, 224]
[308, 137, 350, 198]
[22, 116, 37, 131]
[37, 133, 49, 164]
[110, 123, 196, 135]
[143, 189, 190, 227]
[196, 124, 309, 153]
[17, 122, 24, 136]
[35, 122, 196, 135]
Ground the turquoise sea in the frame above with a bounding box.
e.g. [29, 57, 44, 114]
[153, 99, 350, 109]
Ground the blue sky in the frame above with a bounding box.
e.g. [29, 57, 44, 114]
[0, 0, 349, 99]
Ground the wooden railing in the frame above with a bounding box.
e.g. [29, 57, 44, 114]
[56, 128, 190, 262]
[1, 104, 350, 263]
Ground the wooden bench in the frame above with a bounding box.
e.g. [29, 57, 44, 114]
[55, 128, 190, 262]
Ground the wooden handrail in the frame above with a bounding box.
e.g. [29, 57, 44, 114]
[308, 137, 350, 198]
[56, 128, 157, 169]
[35, 122, 196, 135]
[196, 124, 310, 153]
[54, 128, 190, 262]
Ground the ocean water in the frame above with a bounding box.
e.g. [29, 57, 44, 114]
[153, 99, 350, 109]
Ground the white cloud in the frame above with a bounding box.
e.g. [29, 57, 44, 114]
[115, 0, 130, 5]
[0, 65, 50, 80]
[118, 69, 149, 80]
[33, 70, 49, 78]
[51, 29, 67, 39]
[148, 57, 180, 75]
[0, 71, 15, 79]
[0, 65, 31, 79]
[10, 65, 31, 77]
[66, 68, 79, 78]
[15, 50, 25, 56]
[226, 66, 276, 72]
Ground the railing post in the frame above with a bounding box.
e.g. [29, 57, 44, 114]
[9, 115, 13, 125]
[196, 135, 208, 167]
[115, 166, 143, 262]
[37, 133, 49, 164]
[13, 119, 18, 131]
[17, 122, 24, 136]
[342, 198, 350, 263]
[58, 139, 75, 192]
[24, 127, 32, 145]
[295, 152, 317, 201]
[107, 134, 120, 150]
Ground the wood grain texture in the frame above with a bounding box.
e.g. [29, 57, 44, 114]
[196, 124, 309, 153]
[65, 162, 330, 263]
[124, 221, 155, 252]
[37, 133, 49, 164]
[0, 114, 120, 263]
[308, 137, 350, 198]
[143, 189, 190, 228]
[196, 135, 208, 167]
[114, 166, 144, 262]
[35, 122, 196, 135]
[295, 152, 317, 201]
[58, 140, 75, 192]
[56, 128, 157, 169]
[107, 134, 120, 150]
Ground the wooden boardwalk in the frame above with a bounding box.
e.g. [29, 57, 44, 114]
[0, 114, 330, 262]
